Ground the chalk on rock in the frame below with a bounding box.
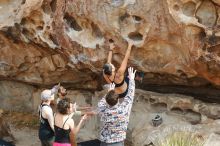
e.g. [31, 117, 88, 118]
[111, 0, 124, 7]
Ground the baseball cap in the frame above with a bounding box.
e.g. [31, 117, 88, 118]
[41, 89, 55, 101]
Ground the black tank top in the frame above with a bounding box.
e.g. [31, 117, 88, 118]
[54, 115, 71, 143]
[107, 73, 125, 87]
[38, 104, 54, 140]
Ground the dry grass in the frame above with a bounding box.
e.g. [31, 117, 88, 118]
[159, 132, 204, 146]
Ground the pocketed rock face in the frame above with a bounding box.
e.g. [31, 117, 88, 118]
[4, 2, 220, 145]
[2, 1, 220, 97]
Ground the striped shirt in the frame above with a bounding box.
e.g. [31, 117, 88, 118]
[98, 79, 135, 143]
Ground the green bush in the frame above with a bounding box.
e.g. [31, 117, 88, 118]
[159, 132, 204, 146]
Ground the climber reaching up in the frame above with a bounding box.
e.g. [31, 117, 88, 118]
[103, 39, 143, 98]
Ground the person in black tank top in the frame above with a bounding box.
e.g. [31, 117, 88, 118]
[39, 104, 54, 142]
[39, 89, 56, 146]
[53, 98, 88, 146]
[103, 40, 133, 98]
[54, 115, 71, 144]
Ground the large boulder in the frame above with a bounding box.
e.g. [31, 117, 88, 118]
[1, 0, 220, 91]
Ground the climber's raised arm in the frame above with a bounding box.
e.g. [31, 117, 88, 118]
[118, 41, 133, 75]
[107, 41, 115, 63]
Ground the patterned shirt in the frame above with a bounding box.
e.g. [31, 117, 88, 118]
[97, 79, 135, 143]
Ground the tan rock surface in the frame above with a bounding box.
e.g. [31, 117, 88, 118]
[1, 0, 220, 90]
